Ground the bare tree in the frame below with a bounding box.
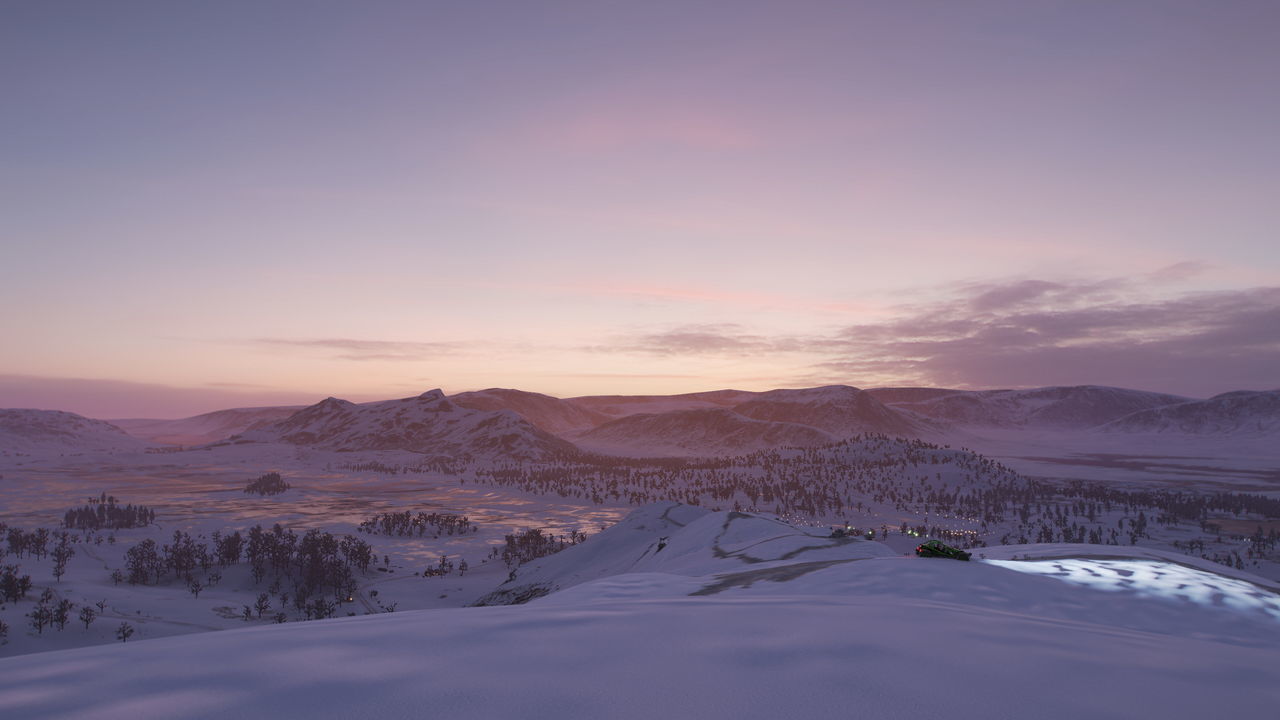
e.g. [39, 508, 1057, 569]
[52, 533, 75, 582]
[53, 598, 74, 631]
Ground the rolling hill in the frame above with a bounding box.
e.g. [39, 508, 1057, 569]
[0, 409, 150, 453]
[870, 385, 1193, 430]
[573, 407, 836, 456]
[236, 390, 579, 460]
[1098, 390, 1280, 435]
[111, 405, 304, 445]
[450, 388, 608, 435]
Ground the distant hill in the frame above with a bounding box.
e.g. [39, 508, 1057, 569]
[565, 389, 757, 419]
[112, 406, 304, 445]
[732, 385, 920, 437]
[238, 390, 578, 460]
[567, 386, 922, 457]
[451, 388, 608, 435]
[573, 407, 836, 457]
[1098, 390, 1280, 435]
[0, 409, 149, 453]
[869, 385, 1193, 430]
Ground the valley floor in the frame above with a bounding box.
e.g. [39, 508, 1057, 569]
[1, 431, 1277, 662]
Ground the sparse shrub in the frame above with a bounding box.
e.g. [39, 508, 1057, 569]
[244, 472, 291, 496]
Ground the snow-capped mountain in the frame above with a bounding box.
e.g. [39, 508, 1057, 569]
[573, 407, 836, 457]
[1098, 390, 1280, 435]
[870, 385, 1192, 430]
[4, 503, 1276, 720]
[239, 390, 579, 460]
[111, 406, 304, 445]
[0, 409, 150, 453]
[450, 388, 609, 435]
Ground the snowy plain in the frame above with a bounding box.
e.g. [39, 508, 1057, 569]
[2, 504, 1278, 720]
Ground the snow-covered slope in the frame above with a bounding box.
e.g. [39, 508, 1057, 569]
[0, 409, 149, 453]
[572, 407, 836, 456]
[111, 406, 304, 445]
[3, 504, 1276, 720]
[476, 502, 895, 604]
[236, 390, 579, 460]
[1098, 390, 1280, 435]
[732, 385, 920, 437]
[450, 388, 609, 435]
[872, 385, 1192, 430]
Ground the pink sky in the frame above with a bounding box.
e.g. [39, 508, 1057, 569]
[2, 2, 1277, 417]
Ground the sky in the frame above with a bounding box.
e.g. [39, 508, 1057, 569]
[2, 0, 1278, 418]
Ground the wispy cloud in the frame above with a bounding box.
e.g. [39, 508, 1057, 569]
[589, 275, 1280, 397]
[536, 372, 706, 380]
[584, 323, 803, 357]
[823, 282, 1280, 395]
[252, 338, 462, 362]
[564, 282, 880, 315]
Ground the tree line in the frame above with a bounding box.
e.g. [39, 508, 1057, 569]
[63, 495, 155, 530]
[358, 510, 477, 537]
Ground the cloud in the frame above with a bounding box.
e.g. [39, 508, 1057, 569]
[252, 338, 461, 362]
[1147, 261, 1210, 283]
[585, 324, 795, 357]
[966, 279, 1065, 312]
[536, 372, 705, 380]
[823, 282, 1280, 396]
[591, 275, 1280, 397]
[561, 281, 880, 315]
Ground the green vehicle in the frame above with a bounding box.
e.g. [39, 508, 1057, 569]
[915, 539, 971, 561]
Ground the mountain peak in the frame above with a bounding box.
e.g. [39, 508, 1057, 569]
[317, 396, 354, 409]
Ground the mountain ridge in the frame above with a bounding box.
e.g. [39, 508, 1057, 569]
[231, 389, 579, 460]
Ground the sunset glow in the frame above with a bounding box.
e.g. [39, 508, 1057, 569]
[3, 1, 1278, 417]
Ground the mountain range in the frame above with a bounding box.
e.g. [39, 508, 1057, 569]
[227, 389, 579, 461]
[3, 385, 1277, 459]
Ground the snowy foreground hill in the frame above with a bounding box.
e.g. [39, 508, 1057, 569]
[2, 504, 1277, 720]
